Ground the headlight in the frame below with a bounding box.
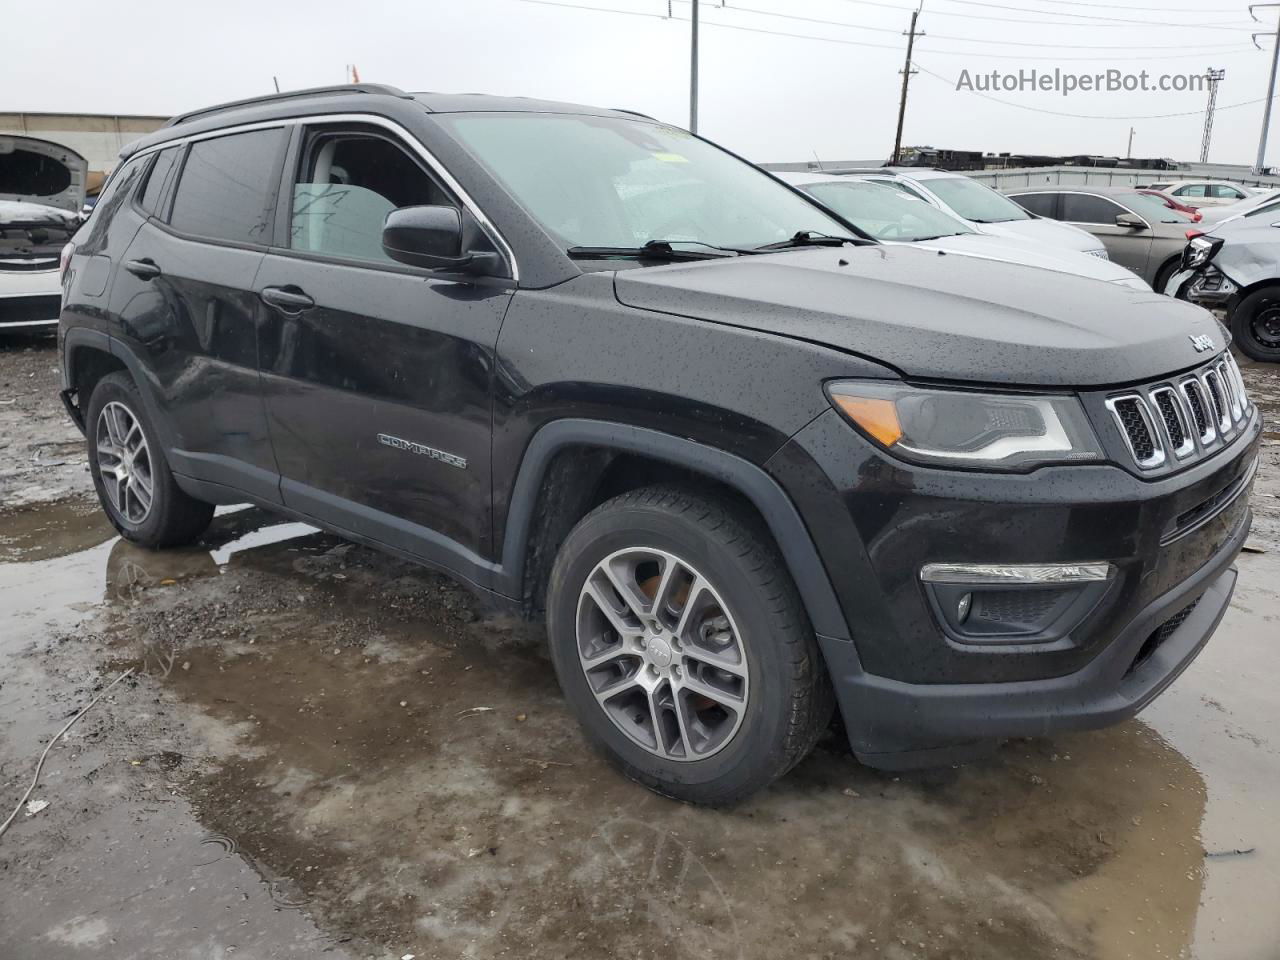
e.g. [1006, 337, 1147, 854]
[826, 381, 1103, 471]
[1183, 235, 1223, 270]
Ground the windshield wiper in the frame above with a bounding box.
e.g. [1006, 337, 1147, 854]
[753, 230, 865, 251]
[566, 239, 738, 261]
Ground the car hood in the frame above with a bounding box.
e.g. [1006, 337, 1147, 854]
[971, 218, 1104, 255]
[0, 136, 88, 213]
[613, 245, 1221, 387]
[913, 233, 1148, 288]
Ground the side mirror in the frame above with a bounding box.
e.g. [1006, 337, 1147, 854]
[1116, 212, 1147, 230]
[381, 205, 501, 275]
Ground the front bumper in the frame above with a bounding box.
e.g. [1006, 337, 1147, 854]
[770, 403, 1261, 766]
[821, 505, 1245, 767]
[0, 292, 61, 328]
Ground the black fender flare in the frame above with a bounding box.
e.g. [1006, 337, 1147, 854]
[62, 328, 176, 450]
[496, 419, 850, 642]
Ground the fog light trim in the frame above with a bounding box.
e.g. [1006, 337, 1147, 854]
[920, 562, 1114, 585]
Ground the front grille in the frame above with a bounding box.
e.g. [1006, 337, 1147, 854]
[1111, 397, 1158, 464]
[1204, 370, 1227, 429]
[1182, 380, 1210, 441]
[0, 257, 59, 273]
[1105, 354, 1251, 472]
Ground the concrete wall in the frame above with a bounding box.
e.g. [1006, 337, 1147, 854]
[0, 113, 168, 178]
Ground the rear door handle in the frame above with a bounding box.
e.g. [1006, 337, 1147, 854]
[259, 286, 315, 313]
[124, 258, 161, 280]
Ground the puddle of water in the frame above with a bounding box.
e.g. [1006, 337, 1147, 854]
[2, 452, 1278, 959]
[1143, 550, 1280, 960]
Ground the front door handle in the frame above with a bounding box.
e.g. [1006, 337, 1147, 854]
[259, 286, 315, 313]
[124, 258, 161, 280]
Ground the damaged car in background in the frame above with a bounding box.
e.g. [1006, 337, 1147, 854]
[1, 136, 88, 331]
[1168, 215, 1280, 362]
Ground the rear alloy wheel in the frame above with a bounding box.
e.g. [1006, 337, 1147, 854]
[95, 401, 156, 525]
[85, 371, 214, 547]
[1232, 286, 1280, 363]
[547, 486, 833, 805]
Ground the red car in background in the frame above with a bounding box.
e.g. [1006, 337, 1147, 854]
[1140, 189, 1202, 222]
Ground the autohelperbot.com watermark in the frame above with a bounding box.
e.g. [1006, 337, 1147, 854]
[956, 68, 1210, 98]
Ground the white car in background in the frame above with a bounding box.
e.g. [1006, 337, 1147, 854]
[1141, 179, 1254, 207]
[1197, 188, 1280, 225]
[0, 200, 78, 331]
[778, 172, 1149, 290]
[833, 167, 1111, 259]
[1, 136, 89, 332]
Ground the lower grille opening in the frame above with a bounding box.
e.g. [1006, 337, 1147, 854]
[1128, 598, 1200, 675]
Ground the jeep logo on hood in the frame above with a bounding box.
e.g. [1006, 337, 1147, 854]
[1188, 334, 1215, 353]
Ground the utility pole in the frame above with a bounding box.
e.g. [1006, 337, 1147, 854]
[1201, 68, 1226, 163]
[689, 0, 699, 134]
[892, 7, 923, 166]
[1127, 127, 1135, 159]
[1252, 4, 1280, 173]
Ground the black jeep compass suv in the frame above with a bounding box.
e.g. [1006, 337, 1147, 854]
[58, 84, 1261, 803]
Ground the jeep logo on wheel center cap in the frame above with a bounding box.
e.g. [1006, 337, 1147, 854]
[647, 637, 673, 668]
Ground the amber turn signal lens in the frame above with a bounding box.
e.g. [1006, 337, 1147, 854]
[830, 394, 903, 447]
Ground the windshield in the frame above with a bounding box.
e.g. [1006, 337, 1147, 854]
[438, 113, 850, 251]
[1119, 192, 1194, 223]
[803, 180, 972, 241]
[923, 176, 1032, 223]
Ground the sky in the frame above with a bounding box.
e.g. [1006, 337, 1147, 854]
[3, 0, 1277, 166]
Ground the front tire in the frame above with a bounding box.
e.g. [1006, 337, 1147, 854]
[1231, 286, 1280, 363]
[546, 486, 833, 805]
[86, 371, 213, 547]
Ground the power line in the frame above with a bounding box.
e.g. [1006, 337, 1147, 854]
[914, 59, 1277, 120]
[993, 0, 1235, 9]
[668, 0, 1254, 52]
[825, 0, 1256, 31]
[513, 0, 1260, 60]
[929, 0, 1253, 28]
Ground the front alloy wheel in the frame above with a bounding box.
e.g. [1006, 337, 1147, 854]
[577, 548, 750, 761]
[547, 486, 834, 805]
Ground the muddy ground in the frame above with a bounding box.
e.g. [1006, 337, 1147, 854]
[2, 335, 1279, 960]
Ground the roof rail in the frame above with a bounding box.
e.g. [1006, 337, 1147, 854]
[163, 83, 411, 128]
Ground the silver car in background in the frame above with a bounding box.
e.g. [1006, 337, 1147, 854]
[1006, 186, 1195, 292]
[777, 173, 1148, 290]
[847, 168, 1110, 259]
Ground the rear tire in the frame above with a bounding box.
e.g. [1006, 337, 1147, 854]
[86, 371, 213, 547]
[546, 485, 834, 805]
[1231, 286, 1280, 363]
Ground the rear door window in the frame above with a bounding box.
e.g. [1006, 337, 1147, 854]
[137, 146, 180, 217]
[1011, 193, 1058, 218]
[169, 128, 285, 245]
[1062, 194, 1126, 225]
[1174, 184, 1206, 198]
